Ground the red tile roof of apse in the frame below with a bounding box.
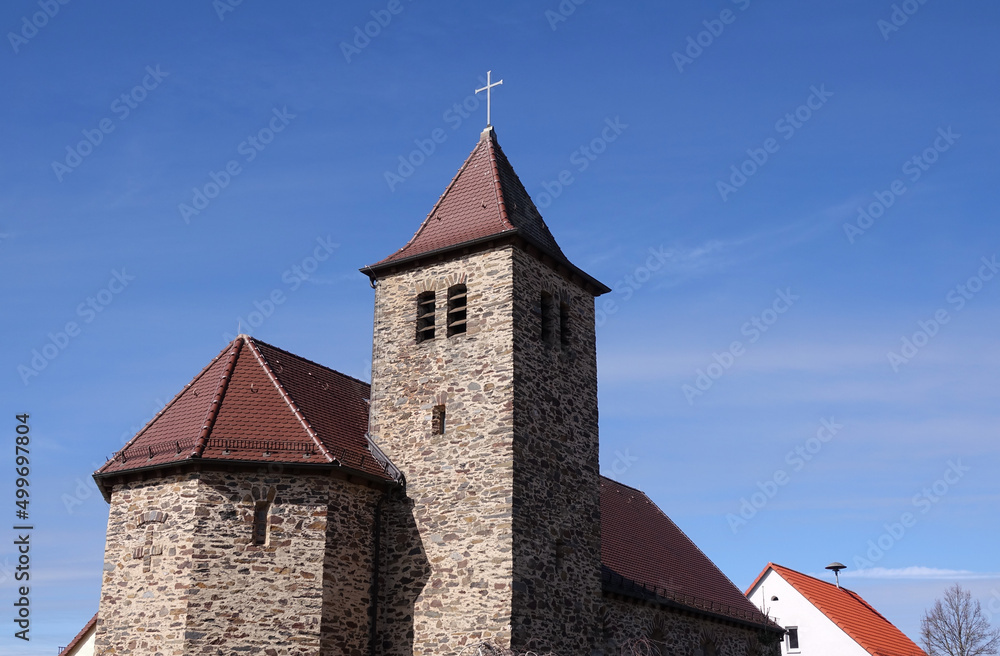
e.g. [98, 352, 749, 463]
[93, 335, 401, 498]
[601, 477, 780, 631]
[364, 127, 610, 295]
[746, 563, 926, 656]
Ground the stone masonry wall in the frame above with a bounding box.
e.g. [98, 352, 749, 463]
[321, 479, 382, 656]
[95, 474, 198, 656]
[603, 596, 772, 656]
[369, 248, 518, 656]
[96, 469, 378, 656]
[510, 248, 603, 654]
[183, 469, 330, 656]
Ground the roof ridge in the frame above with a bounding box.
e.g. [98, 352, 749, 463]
[379, 137, 495, 264]
[244, 336, 336, 463]
[247, 336, 372, 388]
[600, 475, 646, 495]
[484, 129, 516, 231]
[96, 340, 237, 474]
[191, 338, 243, 458]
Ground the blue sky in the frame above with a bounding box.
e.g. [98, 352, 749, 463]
[1, 0, 998, 652]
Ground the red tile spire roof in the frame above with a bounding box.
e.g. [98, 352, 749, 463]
[93, 335, 400, 496]
[746, 563, 926, 656]
[366, 127, 609, 294]
[601, 477, 779, 630]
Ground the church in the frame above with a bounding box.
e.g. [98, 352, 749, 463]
[87, 124, 783, 656]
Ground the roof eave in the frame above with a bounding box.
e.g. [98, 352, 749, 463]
[93, 456, 400, 503]
[362, 230, 611, 296]
[602, 580, 785, 634]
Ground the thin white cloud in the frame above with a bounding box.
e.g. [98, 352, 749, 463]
[838, 567, 1000, 580]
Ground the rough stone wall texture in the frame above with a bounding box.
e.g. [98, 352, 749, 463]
[321, 479, 381, 656]
[183, 470, 328, 656]
[369, 245, 603, 656]
[509, 248, 603, 654]
[602, 596, 769, 656]
[370, 248, 518, 656]
[95, 474, 198, 656]
[95, 470, 378, 656]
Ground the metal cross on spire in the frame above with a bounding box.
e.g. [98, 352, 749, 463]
[475, 70, 503, 127]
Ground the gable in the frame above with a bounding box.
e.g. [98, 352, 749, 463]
[748, 564, 926, 656]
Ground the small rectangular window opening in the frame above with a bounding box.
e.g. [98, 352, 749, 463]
[253, 502, 269, 546]
[447, 284, 467, 337]
[787, 628, 799, 651]
[540, 292, 556, 344]
[432, 405, 446, 435]
[416, 292, 436, 343]
[559, 302, 570, 347]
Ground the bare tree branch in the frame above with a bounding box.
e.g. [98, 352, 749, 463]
[921, 584, 1000, 656]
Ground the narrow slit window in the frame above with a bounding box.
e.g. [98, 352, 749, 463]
[432, 405, 446, 435]
[559, 302, 570, 347]
[447, 284, 467, 337]
[416, 291, 436, 343]
[540, 292, 556, 344]
[253, 502, 269, 546]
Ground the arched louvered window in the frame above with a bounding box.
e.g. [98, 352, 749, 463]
[447, 285, 467, 337]
[416, 291, 436, 343]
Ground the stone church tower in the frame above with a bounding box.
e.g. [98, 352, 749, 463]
[364, 125, 610, 655]
[88, 124, 782, 656]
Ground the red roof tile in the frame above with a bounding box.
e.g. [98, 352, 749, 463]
[94, 336, 399, 488]
[58, 612, 96, 656]
[371, 127, 566, 268]
[601, 477, 774, 627]
[747, 563, 926, 656]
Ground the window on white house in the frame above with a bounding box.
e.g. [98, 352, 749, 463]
[787, 627, 799, 651]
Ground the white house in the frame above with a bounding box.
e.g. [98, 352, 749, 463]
[746, 563, 925, 656]
[58, 613, 96, 656]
